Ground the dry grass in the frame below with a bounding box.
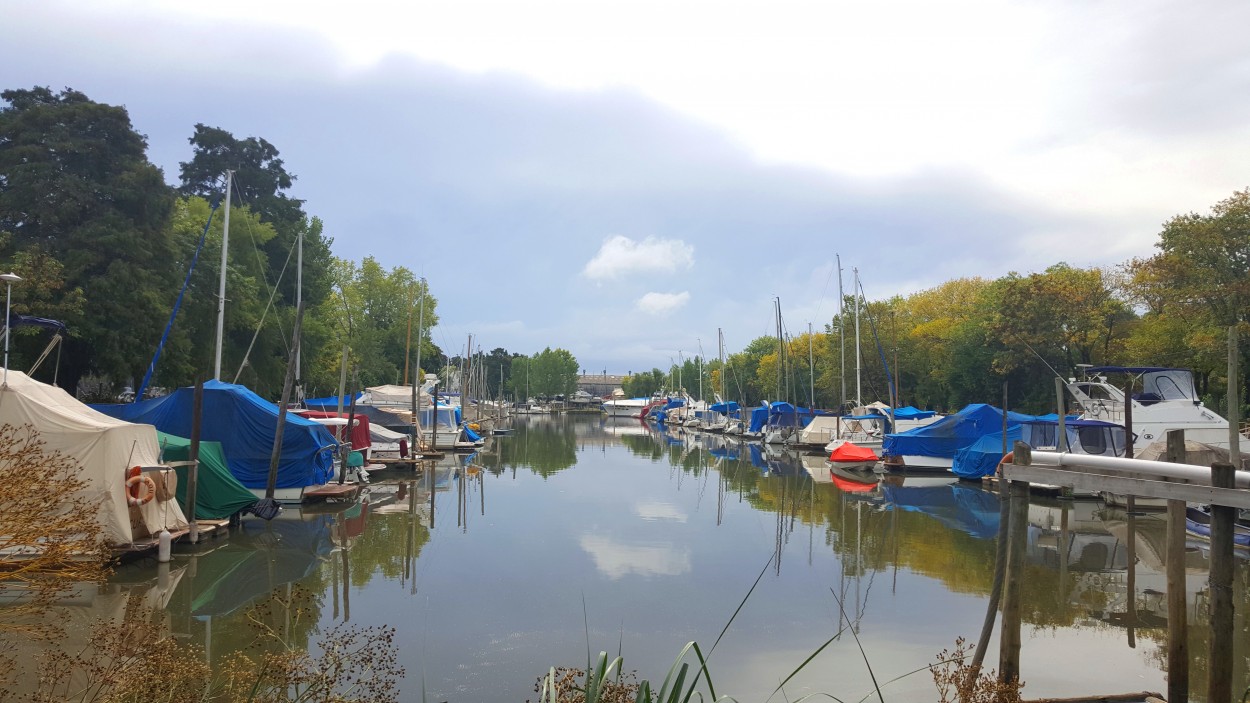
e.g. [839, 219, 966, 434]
[930, 637, 1024, 703]
[0, 423, 112, 638]
[1, 586, 403, 703]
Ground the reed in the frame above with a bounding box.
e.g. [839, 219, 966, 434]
[532, 553, 1022, 703]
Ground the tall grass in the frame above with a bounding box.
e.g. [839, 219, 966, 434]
[534, 552, 1025, 703]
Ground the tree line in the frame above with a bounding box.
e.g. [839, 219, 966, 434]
[623, 190, 1250, 417]
[0, 86, 581, 400]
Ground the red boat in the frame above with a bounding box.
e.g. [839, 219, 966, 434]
[827, 441, 879, 469]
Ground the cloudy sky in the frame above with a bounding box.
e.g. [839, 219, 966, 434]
[4, 0, 1249, 374]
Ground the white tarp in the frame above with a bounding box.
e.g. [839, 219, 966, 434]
[0, 371, 188, 546]
[359, 383, 435, 407]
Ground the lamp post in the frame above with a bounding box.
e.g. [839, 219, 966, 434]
[1, 272, 21, 387]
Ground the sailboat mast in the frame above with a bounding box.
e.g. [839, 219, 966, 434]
[412, 278, 425, 445]
[296, 226, 302, 389]
[775, 298, 782, 401]
[854, 267, 861, 407]
[213, 170, 233, 380]
[837, 254, 845, 410]
[808, 321, 814, 409]
[718, 328, 725, 401]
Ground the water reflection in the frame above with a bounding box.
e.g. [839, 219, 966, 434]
[67, 415, 1250, 701]
[578, 535, 692, 579]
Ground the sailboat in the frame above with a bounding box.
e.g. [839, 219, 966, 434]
[99, 172, 354, 504]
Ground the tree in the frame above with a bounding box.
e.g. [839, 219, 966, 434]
[311, 257, 438, 394]
[622, 368, 665, 398]
[1123, 190, 1250, 408]
[0, 87, 178, 392]
[178, 126, 336, 391]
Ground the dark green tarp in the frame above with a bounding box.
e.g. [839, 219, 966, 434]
[158, 432, 257, 519]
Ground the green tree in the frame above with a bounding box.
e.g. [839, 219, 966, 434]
[313, 257, 438, 394]
[178, 125, 335, 392]
[0, 87, 177, 392]
[1124, 190, 1250, 407]
[623, 368, 665, 398]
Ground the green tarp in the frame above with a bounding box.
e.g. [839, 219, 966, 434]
[157, 432, 257, 520]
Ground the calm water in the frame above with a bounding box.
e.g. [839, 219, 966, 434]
[83, 415, 1250, 700]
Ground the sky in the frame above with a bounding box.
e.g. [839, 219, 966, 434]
[4, 0, 1250, 375]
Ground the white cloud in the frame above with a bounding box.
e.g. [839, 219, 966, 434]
[582, 235, 694, 281]
[635, 500, 687, 522]
[579, 534, 691, 579]
[636, 291, 690, 316]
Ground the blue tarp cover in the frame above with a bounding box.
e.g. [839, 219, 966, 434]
[768, 402, 816, 429]
[748, 405, 769, 433]
[304, 393, 363, 406]
[952, 429, 1020, 479]
[93, 380, 336, 490]
[892, 406, 937, 420]
[883, 403, 1040, 460]
[709, 401, 740, 414]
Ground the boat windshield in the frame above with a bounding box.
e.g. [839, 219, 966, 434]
[1140, 369, 1198, 402]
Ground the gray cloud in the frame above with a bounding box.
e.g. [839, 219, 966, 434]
[0, 2, 1177, 373]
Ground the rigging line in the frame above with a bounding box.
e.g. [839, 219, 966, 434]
[1007, 329, 1067, 381]
[229, 174, 292, 354]
[856, 277, 895, 403]
[232, 241, 296, 383]
[136, 195, 220, 402]
[811, 259, 837, 328]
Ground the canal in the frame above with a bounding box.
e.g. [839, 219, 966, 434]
[88, 414, 1250, 700]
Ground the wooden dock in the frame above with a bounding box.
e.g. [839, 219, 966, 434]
[303, 483, 362, 501]
[371, 456, 421, 469]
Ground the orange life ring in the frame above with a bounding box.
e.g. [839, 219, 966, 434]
[126, 473, 156, 506]
[996, 451, 1014, 475]
[127, 465, 142, 480]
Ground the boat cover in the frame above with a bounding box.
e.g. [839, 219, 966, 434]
[303, 400, 413, 430]
[768, 401, 817, 429]
[829, 441, 879, 464]
[951, 429, 1020, 479]
[892, 406, 937, 420]
[883, 403, 1041, 460]
[93, 380, 337, 490]
[748, 405, 770, 433]
[0, 371, 189, 545]
[296, 410, 372, 454]
[708, 401, 740, 414]
[157, 432, 258, 519]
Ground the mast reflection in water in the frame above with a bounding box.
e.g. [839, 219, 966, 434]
[91, 414, 1248, 702]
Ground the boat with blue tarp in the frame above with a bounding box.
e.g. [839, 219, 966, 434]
[93, 380, 340, 503]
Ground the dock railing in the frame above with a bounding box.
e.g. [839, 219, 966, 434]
[995, 429, 1246, 703]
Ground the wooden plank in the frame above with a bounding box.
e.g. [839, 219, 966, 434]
[1001, 465, 1250, 508]
[1208, 462, 1235, 703]
[303, 483, 360, 499]
[1023, 694, 1164, 703]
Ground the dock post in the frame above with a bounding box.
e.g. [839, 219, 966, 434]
[999, 441, 1031, 687]
[187, 378, 203, 543]
[1208, 461, 1235, 703]
[1165, 429, 1189, 703]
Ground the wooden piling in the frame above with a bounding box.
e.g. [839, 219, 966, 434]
[1165, 429, 1188, 703]
[187, 378, 203, 543]
[1208, 461, 1235, 703]
[999, 441, 1031, 686]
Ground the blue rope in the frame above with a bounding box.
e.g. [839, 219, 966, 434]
[135, 197, 220, 402]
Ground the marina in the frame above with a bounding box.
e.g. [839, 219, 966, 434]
[59, 414, 1250, 701]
